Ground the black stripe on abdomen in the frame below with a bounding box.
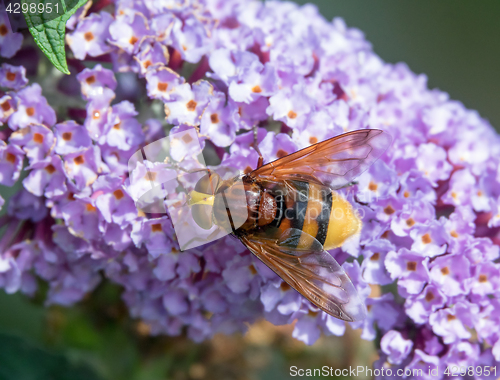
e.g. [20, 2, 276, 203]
[275, 181, 309, 249]
[315, 190, 332, 246]
[289, 181, 308, 232]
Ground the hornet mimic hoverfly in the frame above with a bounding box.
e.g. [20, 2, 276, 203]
[187, 129, 392, 322]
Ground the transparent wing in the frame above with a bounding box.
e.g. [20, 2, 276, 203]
[240, 227, 366, 322]
[250, 129, 392, 190]
[127, 127, 247, 251]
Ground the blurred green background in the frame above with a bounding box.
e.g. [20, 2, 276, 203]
[1, 1, 500, 380]
[293, 0, 500, 131]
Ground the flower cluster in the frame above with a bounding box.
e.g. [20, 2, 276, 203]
[1, 0, 500, 377]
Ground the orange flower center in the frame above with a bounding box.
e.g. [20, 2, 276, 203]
[186, 100, 197, 111]
[151, 223, 162, 232]
[406, 261, 417, 271]
[84, 31, 94, 41]
[74, 155, 85, 165]
[210, 113, 219, 123]
[26, 107, 35, 116]
[45, 164, 56, 174]
[421, 233, 432, 244]
[6, 153, 16, 163]
[33, 133, 44, 143]
[157, 82, 168, 92]
[370, 252, 380, 261]
[6, 72, 16, 81]
[251, 85, 262, 93]
[113, 189, 124, 200]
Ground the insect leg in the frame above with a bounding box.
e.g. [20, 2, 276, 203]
[337, 180, 358, 189]
[179, 227, 222, 250]
[252, 124, 264, 168]
[168, 160, 209, 175]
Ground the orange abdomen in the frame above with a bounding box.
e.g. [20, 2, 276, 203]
[272, 181, 361, 250]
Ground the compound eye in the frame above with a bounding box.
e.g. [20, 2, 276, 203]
[194, 172, 220, 195]
[191, 204, 213, 230]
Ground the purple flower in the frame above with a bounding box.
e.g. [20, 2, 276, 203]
[292, 310, 322, 345]
[84, 91, 114, 141]
[0, 9, 23, 58]
[99, 144, 135, 176]
[409, 220, 448, 258]
[109, 11, 150, 54]
[405, 350, 441, 380]
[8, 189, 47, 222]
[429, 301, 478, 344]
[380, 330, 413, 365]
[8, 84, 56, 130]
[102, 101, 144, 150]
[429, 253, 470, 297]
[469, 262, 500, 296]
[464, 237, 499, 263]
[199, 91, 238, 147]
[134, 39, 169, 76]
[259, 131, 298, 162]
[443, 341, 480, 371]
[60, 198, 102, 241]
[476, 349, 500, 380]
[385, 248, 430, 295]
[0, 141, 24, 186]
[164, 81, 213, 126]
[76, 64, 117, 101]
[9, 124, 54, 164]
[444, 206, 475, 252]
[390, 200, 435, 237]
[0, 64, 28, 90]
[66, 12, 113, 60]
[291, 110, 344, 149]
[442, 169, 477, 207]
[126, 159, 178, 214]
[145, 67, 185, 102]
[64, 146, 106, 190]
[228, 61, 278, 104]
[94, 174, 137, 227]
[54, 121, 92, 155]
[230, 97, 270, 130]
[170, 15, 209, 63]
[260, 280, 302, 319]
[405, 284, 446, 324]
[222, 254, 261, 297]
[398, 170, 436, 204]
[23, 155, 67, 198]
[356, 160, 399, 203]
[52, 225, 90, 257]
[0, 95, 16, 124]
[267, 84, 313, 128]
[415, 143, 452, 186]
[2, 0, 500, 364]
[361, 239, 394, 285]
[162, 287, 189, 316]
[131, 216, 173, 258]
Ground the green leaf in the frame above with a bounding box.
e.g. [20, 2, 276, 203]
[22, 0, 90, 75]
[0, 333, 104, 380]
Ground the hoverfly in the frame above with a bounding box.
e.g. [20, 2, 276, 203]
[187, 129, 392, 322]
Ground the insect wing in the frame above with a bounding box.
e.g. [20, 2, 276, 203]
[250, 129, 392, 190]
[240, 228, 366, 322]
[127, 127, 247, 251]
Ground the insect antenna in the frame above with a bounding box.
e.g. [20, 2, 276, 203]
[252, 123, 264, 169]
